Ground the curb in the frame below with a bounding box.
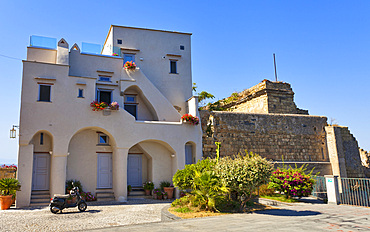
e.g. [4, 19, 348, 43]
[161, 205, 181, 221]
[258, 198, 294, 206]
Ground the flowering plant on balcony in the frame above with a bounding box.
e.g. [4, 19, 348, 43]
[181, 114, 199, 125]
[109, 101, 119, 110]
[90, 101, 108, 111]
[1, 164, 17, 171]
[124, 61, 136, 70]
[112, 53, 119, 56]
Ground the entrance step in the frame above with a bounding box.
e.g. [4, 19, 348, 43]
[30, 190, 50, 206]
[128, 187, 152, 199]
[96, 189, 115, 202]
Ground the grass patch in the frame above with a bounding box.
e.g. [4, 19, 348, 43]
[174, 206, 193, 213]
[169, 203, 275, 219]
[260, 194, 299, 203]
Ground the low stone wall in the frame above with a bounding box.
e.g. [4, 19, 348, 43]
[201, 111, 328, 162]
[0, 168, 17, 179]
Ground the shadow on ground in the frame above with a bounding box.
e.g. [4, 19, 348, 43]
[58, 209, 101, 214]
[255, 209, 321, 217]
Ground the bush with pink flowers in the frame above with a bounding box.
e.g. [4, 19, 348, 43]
[268, 165, 315, 199]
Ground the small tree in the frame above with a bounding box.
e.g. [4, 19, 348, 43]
[215, 152, 273, 210]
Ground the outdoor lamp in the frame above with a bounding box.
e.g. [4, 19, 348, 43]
[10, 125, 19, 139]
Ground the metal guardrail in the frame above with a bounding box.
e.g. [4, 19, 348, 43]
[311, 176, 327, 200]
[339, 177, 370, 207]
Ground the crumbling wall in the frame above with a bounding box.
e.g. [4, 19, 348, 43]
[325, 126, 365, 178]
[359, 149, 369, 168]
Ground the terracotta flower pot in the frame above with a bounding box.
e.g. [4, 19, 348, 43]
[163, 187, 174, 199]
[144, 189, 151, 196]
[0, 195, 13, 210]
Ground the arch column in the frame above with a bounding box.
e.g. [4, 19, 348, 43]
[50, 141, 69, 197]
[113, 147, 129, 200]
[16, 144, 34, 207]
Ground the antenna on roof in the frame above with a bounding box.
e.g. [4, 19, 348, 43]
[273, 53, 278, 82]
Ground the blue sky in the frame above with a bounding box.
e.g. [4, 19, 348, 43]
[0, 0, 369, 164]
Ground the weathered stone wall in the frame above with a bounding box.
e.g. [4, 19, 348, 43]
[325, 126, 365, 178]
[0, 168, 16, 179]
[359, 149, 369, 168]
[226, 80, 308, 115]
[201, 111, 328, 162]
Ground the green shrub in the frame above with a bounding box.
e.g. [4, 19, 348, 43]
[268, 165, 315, 199]
[215, 152, 273, 210]
[160, 181, 171, 190]
[173, 158, 216, 190]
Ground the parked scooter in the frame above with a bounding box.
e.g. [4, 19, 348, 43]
[49, 182, 87, 214]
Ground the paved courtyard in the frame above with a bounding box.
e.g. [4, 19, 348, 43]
[0, 199, 369, 232]
[93, 201, 370, 232]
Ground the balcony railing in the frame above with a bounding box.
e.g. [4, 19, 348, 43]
[30, 35, 57, 49]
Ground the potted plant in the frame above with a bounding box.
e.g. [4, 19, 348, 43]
[112, 53, 119, 56]
[162, 191, 168, 200]
[124, 61, 137, 71]
[109, 101, 119, 110]
[143, 181, 154, 196]
[127, 185, 132, 196]
[160, 181, 174, 199]
[153, 188, 161, 199]
[90, 101, 108, 111]
[0, 178, 21, 210]
[181, 114, 199, 125]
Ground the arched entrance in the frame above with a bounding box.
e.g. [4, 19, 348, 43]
[67, 127, 117, 194]
[127, 140, 177, 189]
[30, 131, 53, 191]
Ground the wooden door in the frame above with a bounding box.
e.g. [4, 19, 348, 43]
[32, 153, 50, 190]
[127, 154, 142, 187]
[97, 153, 113, 189]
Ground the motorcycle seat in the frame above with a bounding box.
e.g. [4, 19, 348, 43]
[53, 194, 70, 198]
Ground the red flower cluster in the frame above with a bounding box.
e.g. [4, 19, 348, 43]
[181, 114, 199, 125]
[1, 164, 17, 171]
[124, 61, 136, 70]
[80, 192, 96, 202]
[90, 101, 108, 111]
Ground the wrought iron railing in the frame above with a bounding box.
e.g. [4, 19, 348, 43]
[339, 177, 370, 207]
[311, 176, 327, 200]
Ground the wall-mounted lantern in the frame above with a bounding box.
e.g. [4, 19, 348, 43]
[10, 125, 19, 139]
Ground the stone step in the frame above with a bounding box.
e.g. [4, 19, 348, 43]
[31, 190, 50, 195]
[30, 201, 49, 207]
[129, 190, 145, 196]
[96, 196, 115, 202]
[96, 192, 114, 198]
[127, 195, 153, 200]
[31, 194, 50, 199]
[30, 197, 50, 203]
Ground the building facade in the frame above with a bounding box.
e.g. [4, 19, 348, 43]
[17, 25, 202, 207]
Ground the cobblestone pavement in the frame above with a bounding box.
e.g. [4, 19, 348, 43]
[91, 202, 370, 232]
[0, 199, 172, 232]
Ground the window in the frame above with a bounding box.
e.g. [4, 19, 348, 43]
[78, 89, 84, 98]
[117, 39, 122, 44]
[40, 133, 44, 145]
[123, 54, 135, 63]
[97, 89, 112, 103]
[170, 60, 177, 74]
[185, 144, 194, 165]
[125, 95, 136, 103]
[124, 94, 137, 119]
[98, 134, 109, 144]
[180, 45, 185, 50]
[38, 84, 51, 102]
[98, 76, 111, 82]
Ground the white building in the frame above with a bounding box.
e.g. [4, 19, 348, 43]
[17, 25, 202, 207]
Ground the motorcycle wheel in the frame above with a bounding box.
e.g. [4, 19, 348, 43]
[50, 206, 59, 214]
[78, 202, 87, 212]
